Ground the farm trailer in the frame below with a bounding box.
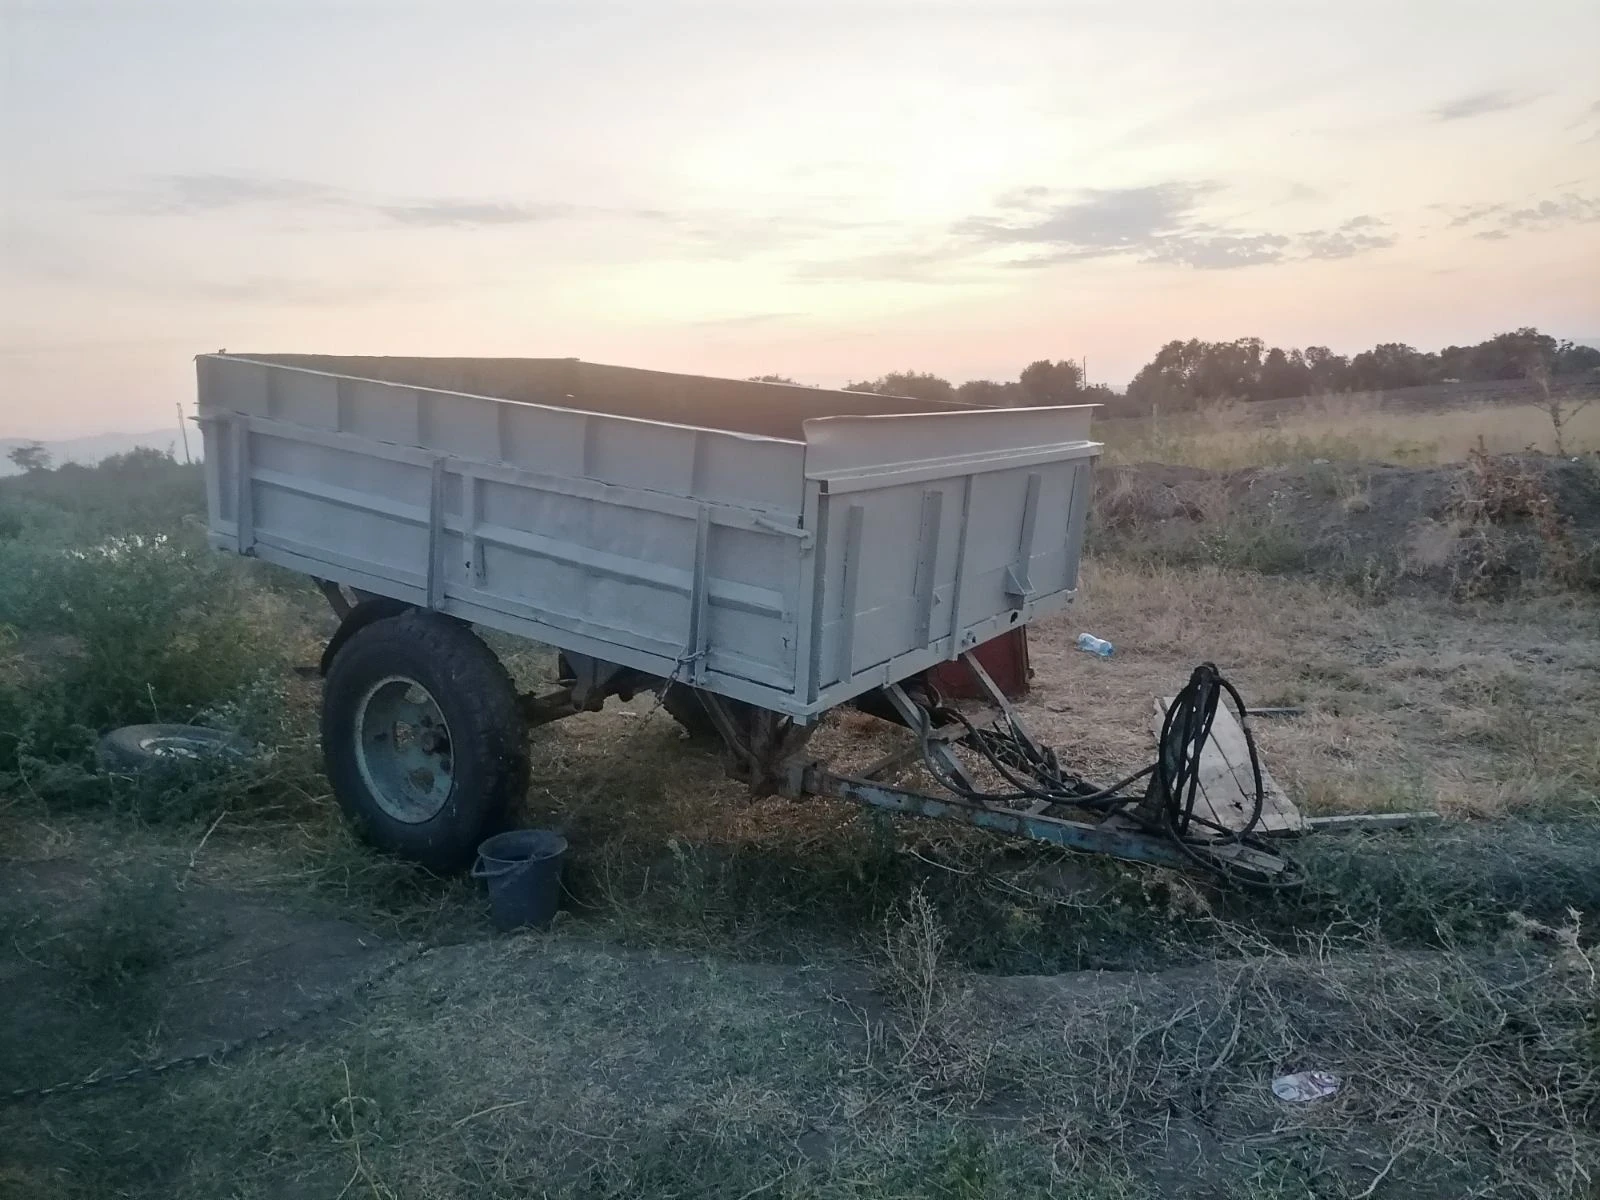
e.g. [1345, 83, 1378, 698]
[197, 354, 1293, 883]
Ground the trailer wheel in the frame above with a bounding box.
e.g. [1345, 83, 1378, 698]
[321, 612, 528, 871]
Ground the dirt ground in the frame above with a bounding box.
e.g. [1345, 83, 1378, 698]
[6, 846, 1590, 1200]
[0, 860, 400, 1098]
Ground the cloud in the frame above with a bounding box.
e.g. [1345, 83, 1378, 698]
[797, 183, 1393, 279]
[1567, 98, 1600, 132]
[950, 183, 1391, 271]
[375, 200, 576, 227]
[1498, 194, 1600, 230]
[155, 174, 339, 212]
[990, 184, 1056, 210]
[1448, 201, 1506, 228]
[1299, 215, 1396, 259]
[955, 183, 1212, 255]
[1430, 89, 1536, 122]
[794, 246, 979, 283]
[1448, 192, 1600, 238]
[118, 170, 1401, 283]
[1145, 233, 1291, 269]
[1299, 230, 1393, 259]
[122, 173, 585, 229]
[121, 174, 890, 261]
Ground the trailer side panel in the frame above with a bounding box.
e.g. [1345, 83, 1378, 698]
[198, 355, 810, 710]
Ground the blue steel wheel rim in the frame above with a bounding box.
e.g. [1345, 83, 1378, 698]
[353, 675, 455, 824]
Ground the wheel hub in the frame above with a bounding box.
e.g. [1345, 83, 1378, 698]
[353, 676, 456, 824]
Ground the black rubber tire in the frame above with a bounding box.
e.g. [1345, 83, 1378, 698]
[658, 684, 758, 742]
[321, 612, 529, 872]
[97, 724, 254, 771]
[659, 684, 714, 739]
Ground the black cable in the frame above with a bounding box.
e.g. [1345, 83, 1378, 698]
[926, 702, 1155, 809]
[1146, 665, 1301, 889]
[1156, 663, 1263, 840]
[914, 661, 1301, 889]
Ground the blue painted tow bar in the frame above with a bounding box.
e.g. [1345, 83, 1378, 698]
[800, 768, 1291, 878]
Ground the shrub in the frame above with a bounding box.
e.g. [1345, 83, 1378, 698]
[2, 453, 204, 535]
[0, 533, 286, 761]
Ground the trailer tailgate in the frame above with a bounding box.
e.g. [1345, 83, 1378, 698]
[800, 405, 1098, 708]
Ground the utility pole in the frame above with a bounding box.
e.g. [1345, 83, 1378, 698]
[176, 402, 192, 464]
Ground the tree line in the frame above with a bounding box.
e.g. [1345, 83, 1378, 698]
[5, 443, 178, 476]
[754, 360, 1120, 410]
[780, 327, 1600, 416]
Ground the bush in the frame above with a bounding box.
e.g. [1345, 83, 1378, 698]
[0, 533, 287, 763]
[0, 456, 310, 821]
[1, 452, 204, 535]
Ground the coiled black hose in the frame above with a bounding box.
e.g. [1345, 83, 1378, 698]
[918, 662, 1300, 888]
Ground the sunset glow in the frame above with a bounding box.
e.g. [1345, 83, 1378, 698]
[3, 1, 1597, 438]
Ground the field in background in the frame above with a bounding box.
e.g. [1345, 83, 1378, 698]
[1, 412, 1598, 1198]
[1097, 392, 1600, 469]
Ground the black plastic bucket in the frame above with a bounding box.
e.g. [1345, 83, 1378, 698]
[472, 830, 567, 931]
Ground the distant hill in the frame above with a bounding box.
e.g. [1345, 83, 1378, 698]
[0, 429, 192, 477]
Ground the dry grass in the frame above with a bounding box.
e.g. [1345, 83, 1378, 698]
[1024, 560, 1600, 820]
[6, 422, 1600, 1198]
[958, 918, 1600, 1199]
[480, 552, 1600, 902]
[1098, 394, 1600, 469]
[1446, 446, 1599, 594]
[9, 900, 1593, 1200]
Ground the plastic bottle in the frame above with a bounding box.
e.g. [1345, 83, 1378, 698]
[1076, 633, 1114, 658]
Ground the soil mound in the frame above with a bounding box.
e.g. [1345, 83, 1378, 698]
[1094, 453, 1600, 596]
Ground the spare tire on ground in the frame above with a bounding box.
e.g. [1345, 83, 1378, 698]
[97, 724, 256, 772]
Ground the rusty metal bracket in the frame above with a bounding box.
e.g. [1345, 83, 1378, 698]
[958, 649, 1046, 760]
[560, 652, 638, 711]
[699, 694, 815, 796]
[517, 686, 581, 728]
[879, 681, 979, 792]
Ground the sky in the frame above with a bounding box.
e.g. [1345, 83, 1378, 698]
[2, 0, 1598, 439]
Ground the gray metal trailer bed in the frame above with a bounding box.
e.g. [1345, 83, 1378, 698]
[199, 354, 1292, 884]
[199, 354, 1096, 718]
